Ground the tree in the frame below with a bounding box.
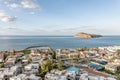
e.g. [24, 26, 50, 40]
[81, 47, 89, 51]
[26, 56, 31, 63]
[49, 51, 56, 59]
[116, 74, 120, 80]
[116, 66, 120, 74]
[40, 58, 54, 73]
[0, 63, 4, 68]
[57, 60, 63, 70]
[40, 62, 48, 77]
[49, 59, 54, 70]
[21, 50, 31, 54]
[41, 63, 46, 72]
[117, 50, 120, 56]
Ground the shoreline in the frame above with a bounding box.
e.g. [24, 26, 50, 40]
[0, 45, 120, 52]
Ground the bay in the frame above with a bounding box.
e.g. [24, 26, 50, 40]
[0, 36, 120, 50]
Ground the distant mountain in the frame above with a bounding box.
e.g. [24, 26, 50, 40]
[74, 32, 102, 38]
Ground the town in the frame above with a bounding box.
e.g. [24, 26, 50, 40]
[0, 46, 120, 80]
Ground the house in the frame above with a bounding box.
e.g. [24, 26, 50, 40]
[0, 74, 5, 80]
[24, 65, 32, 71]
[24, 63, 40, 74]
[4, 62, 14, 68]
[80, 73, 116, 80]
[45, 69, 79, 80]
[10, 74, 42, 80]
[10, 74, 27, 80]
[4, 66, 19, 76]
[27, 74, 42, 80]
[15, 52, 24, 57]
[56, 49, 81, 60]
[0, 53, 4, 62]
[105, 63, 118, 73]
[24, 63, 39, 70]
[0, 68, 6, 80]
[4, 57, 16, 68]
[0, 66, 19, 80]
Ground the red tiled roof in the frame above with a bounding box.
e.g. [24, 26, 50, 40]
[83, 67, 109, 78]
[4, 62, 13, 65]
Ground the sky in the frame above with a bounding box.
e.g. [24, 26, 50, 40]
[0, 0, 120, 35]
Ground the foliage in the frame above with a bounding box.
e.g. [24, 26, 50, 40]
[98, 66, 120, 79]
[81, 47, 89, 51]
[49, 59, 54, 70]
[0, 63, 4, 68]
[22, 63, 28, 66]
[57, 60, 63, 70]
[4, 53, 8, 59]
[98, 67, 114, 75]
[26, 56, 31, 63]
[49, 51, 56, 59]
[17, 49, 31, 54]
[117, 50, 120, 56]
[116, 74, 120, 80]
[40, 59, 54, 73]
[116, 66, 120, 74]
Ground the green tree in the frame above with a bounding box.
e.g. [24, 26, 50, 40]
[0, 63, 4, 68]
[116, 66, 120, 74]
[17, 50, 31, 54]
[41, 63, 46, 72]
[49, 51, 56, 59]
[26, 56, 31, 63]
[40, 59, 54, 73]
[117, 50, 120, 56]
[49, 59, 54, 70]
[116, 74, 120, 80]
[57, 61, 63, 70]
[81, 47, 89, 51]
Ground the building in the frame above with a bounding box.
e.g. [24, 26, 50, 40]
[0, 53, 4, 62]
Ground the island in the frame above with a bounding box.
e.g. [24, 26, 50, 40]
[74, 32, 102, 38]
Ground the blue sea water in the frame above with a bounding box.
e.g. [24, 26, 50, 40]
[0, 36, 120, 50]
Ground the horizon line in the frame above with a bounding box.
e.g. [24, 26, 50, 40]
[0, 35, 120, 37]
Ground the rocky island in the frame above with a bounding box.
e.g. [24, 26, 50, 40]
[74, 32, 102, 38]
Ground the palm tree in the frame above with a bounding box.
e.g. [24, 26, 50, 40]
[40, 63, 46, 72]
[48, 59, 54, 70]
[116, 74, 120, 80]
[57, 60, 63, 70]
[0, 63, 4, 68]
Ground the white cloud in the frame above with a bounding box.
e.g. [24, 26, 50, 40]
[1, 0, 40, 9]
[0, 10, 16, 22]
[0, 0, 40, 22]
[9, 3, 21, 9]
[21, 0, 40, 9]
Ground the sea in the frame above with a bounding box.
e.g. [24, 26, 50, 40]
[0, 36, 120, 51]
